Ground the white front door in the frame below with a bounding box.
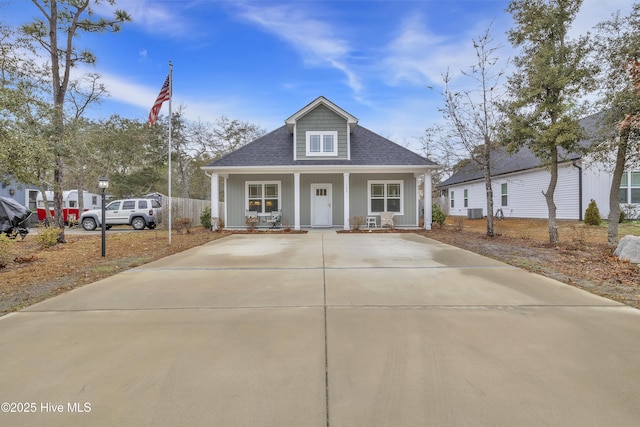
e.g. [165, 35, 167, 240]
[311, 183, 332, 227]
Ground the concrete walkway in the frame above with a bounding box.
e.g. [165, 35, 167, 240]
[1, 232, 640, 426]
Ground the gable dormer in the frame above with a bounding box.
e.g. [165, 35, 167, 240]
[285, 96, 358, 161]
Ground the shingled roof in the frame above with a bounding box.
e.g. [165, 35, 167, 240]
[439, 113, 606, 187]
[206, 124, 437, 168]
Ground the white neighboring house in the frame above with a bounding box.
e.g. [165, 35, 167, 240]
[439, 114, 640, 221]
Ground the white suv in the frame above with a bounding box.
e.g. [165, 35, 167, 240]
[80, 198, 162, 231]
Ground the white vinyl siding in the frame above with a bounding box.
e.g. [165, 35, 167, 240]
[501, 183, 508, 207]
[445, 164, 581, 219]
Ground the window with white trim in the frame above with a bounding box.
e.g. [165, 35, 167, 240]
[246, 181, 281, 213]
[501, 183, 508, 207]
[306, 131, 338, 156]
[450, 190, 455, 208]
[463, 189, 468, 208]
[619, 171, 640, 204]
[368, 180, 403, 214]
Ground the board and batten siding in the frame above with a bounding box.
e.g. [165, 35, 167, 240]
[448, 163, 581, 220]
[349, 173, 418, 226]
[225, 172, 418, 227]
[295, 105, 349, 160]
[300, 174, 344, 227]
[226, 174, 294, 227]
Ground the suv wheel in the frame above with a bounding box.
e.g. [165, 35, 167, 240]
[131, 217, 146, 230]
[82, 217, 97, 231]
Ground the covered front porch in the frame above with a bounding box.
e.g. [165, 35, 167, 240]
[207, 169, 433, 231]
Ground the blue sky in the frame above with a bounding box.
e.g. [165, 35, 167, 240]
[1, 0, 634, 153]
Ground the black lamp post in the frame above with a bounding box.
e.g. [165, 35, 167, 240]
[98, 176, 109, 257]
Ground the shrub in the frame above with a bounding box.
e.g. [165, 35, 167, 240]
[584, 199, 601, 226]
[619, 210, 626, 223]
[200, 207, 212, 230]
[34, 227, 60, 249]
[453, 217, 464, 231]
[0, 234, 15, 268]
[351, 216, 365, 230]
[173, 217, 192, 234]
[432, 203, 446, 227]
[246, 215, 258, 230]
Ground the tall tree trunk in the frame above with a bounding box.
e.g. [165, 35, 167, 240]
[484, 137, 494, 237]
[39, 188, 54, 226]
[546, 145, 559, 244]
[49, 1, 68, 243]
[608, 131, 629, 246]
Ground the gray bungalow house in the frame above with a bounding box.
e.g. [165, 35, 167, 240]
[202, 96, 438, 230]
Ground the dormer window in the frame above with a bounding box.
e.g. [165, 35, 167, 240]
[306, 131, 338, 156]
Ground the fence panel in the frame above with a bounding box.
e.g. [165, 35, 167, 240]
[159, 197, 211, 227]
[432, 196, 449, 215]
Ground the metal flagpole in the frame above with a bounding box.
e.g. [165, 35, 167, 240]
[168, 61, 173, 245]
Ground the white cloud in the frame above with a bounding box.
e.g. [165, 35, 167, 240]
[382, 13, 487, 86]
[95, 0, 194, 38]
[232, 2, 363, 93]
[571, 0, 634, 38]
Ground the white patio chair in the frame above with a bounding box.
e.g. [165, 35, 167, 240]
[365, 216, 377, 229]
[265, 211, 282, 228]
[380, 212, 394, 228]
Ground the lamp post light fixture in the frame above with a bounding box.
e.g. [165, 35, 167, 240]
[98, 177, 109, 257]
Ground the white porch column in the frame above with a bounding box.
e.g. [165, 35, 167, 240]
[294, 172, 301, 230]
[223, 175, 228, 226]
[416, 175, 421, 227]
[423, 171, 432, 230]
[211, 173, 219, 219]
[343, 172, 350, 230]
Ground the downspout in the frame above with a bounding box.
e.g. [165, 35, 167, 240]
[572, 161, 583, 221]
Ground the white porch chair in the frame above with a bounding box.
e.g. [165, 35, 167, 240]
[265, 211, 282, 228]
[380, 212, 394, 228]
[365, 216, 377, 229]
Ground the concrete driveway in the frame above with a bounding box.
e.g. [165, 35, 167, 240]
[1, 232, 639, 426]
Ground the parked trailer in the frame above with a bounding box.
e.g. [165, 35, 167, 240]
[36, 190, 101, 224]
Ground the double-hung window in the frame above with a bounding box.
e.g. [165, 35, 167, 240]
[247, 182, 280, 213]
[463, 189, 468, 208]
[501, 183, 508, 207]
[619, 171, 640, 204]
[450, 191, 455, 208]
[306, 131, 338, 156]
[368, 181, 403, 214]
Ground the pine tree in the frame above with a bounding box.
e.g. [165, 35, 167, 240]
[584, 199, 601, 226]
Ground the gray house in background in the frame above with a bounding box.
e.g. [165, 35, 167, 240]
[0, 176, 39, 224]
[202, 96, 438, 230]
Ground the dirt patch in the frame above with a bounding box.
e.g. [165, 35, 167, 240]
[422, 218, 640, 309]
[0, 227, 231, 315]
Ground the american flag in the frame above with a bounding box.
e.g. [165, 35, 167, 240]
[148, 75, 170, 125]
